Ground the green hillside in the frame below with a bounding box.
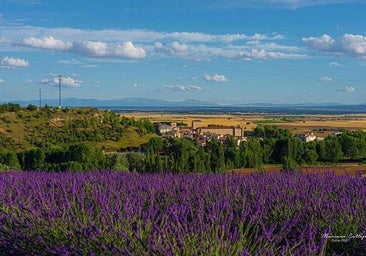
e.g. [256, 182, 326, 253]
[0, 104, 156, 152]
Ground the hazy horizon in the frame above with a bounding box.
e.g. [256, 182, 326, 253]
[1, 0, 366, 105]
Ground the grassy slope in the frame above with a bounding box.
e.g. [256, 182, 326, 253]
[0, 107, 155, 152]
[95, 128, 155, 152]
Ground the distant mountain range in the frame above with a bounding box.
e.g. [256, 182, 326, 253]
[3, 97, 366, 114]
[6, 97, 218, 107]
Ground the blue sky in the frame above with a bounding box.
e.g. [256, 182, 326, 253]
[1, 0, 366, 105]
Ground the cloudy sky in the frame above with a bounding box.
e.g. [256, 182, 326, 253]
[1, 0, 366, 104]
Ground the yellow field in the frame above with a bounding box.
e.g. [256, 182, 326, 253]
[121, 113, 262, 131]
[261, 115, 366, 136]
[122, 113, 366, 136]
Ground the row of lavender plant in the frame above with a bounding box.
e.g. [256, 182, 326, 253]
[0, 171, 365, 255]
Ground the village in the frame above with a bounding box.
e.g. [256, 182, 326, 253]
[154, 120, 325, 148]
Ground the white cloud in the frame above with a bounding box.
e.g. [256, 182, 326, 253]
[0, 25, 283, 45]
[0, 56, 29, 68]
[113, 41, 146, 59]
[72, 41, 108, 57]
[154, 42, 305, 61]
[72, 40, 146, 58]
[22, 36, 72, 50]
[166, 32, 283, 42]
[345, 86, 356, 93]
[171, 41, 188, 52]
[329, 61, 343, 67]
[154, 42, 163, 49]
[204, 74, 229, 82]
[13, 34, 146, 59]
[132, 83, 141, 87]
[245, 41, 299, 51]
[232, 49, 305, 60]
[40, 78, 50, 84]
[57, 59, 83, 65]
[94, 81, 102, 88]
[155, 41, 190, 57]
[304, 33, 366, 57]
[53, 76, 82, 87]
[338, 86, 356, 93]
[82, 64, 98, 68]
[0, 37, 10, 44]
[40, 75, 82, 87]
[319, 76, 332, 82]
[0, 78, 4, 83]
[0, 25, 304, 62]
[162, 85, 203, 92]
[302, 34, 335, 51]
[339, 34, 366, 55]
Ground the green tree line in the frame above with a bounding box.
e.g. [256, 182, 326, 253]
[1, 103, 366, 173]
[1, 126, 366, 172]
[138, 126, 366, 173]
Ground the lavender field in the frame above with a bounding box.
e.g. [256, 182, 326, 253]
[0, 171, 365, 255]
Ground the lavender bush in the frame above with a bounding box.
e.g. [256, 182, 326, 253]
[0, 171, 365, 255]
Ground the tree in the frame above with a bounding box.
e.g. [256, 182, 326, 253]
[66, 143, 105, 171]
[0, 149, 20, 169]
[21, 148, 46, 170]
[262, 142, 274, 164]
[316, 140, 327, 162]
[147, 137, 164, 154]
[145, 150, 156, 172]
[240, 139, 263, 169]
[303, 149, 318, 165]
[107, 154, 129, 171]
[26, 104, 38, 111]
[170, 138, 198, 173]
[324, 137, 343, 163]
[284, 137, 304, 164]
[338, 131, 364, 160]
[126, 153, 146, 173]
[282, 156, 299, 171]
[207, 140, 226, 173]
[224, 136, 240, 168]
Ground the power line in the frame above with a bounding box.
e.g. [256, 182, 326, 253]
[58, 75, 62, 108]
[39, 89, 42, 108]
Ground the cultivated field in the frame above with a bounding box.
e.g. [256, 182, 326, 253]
[258, 115, 366, 137]
[123, 112, 366, 137]
[122, 112, 262, 131]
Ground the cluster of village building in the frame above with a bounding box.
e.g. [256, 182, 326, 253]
[154, 120, 325, 148]
[156, 120, 245, 147]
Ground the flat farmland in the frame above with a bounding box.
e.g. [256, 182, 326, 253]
[258, 115, 366, 137]
[122, 112, 366, 136]
[121, 112, 261, 130]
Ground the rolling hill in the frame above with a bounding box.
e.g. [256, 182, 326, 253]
[0, 105, 156, 152]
